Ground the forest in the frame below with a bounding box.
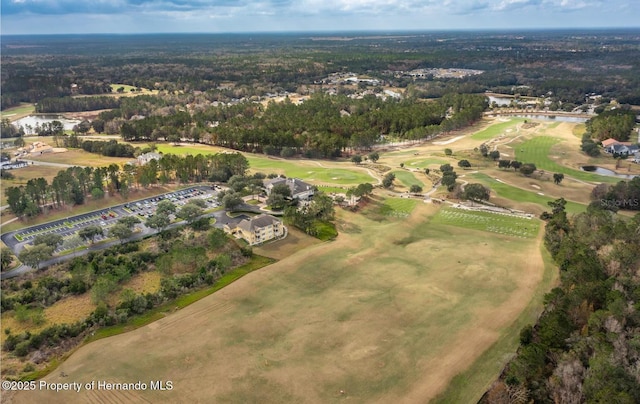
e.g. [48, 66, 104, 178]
[2, 30, 640, 110]
[483, 196, 640, 403]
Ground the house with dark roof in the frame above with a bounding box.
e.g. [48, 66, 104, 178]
[603, 140, 639, 156]
[223, 214, 285, 245]
[264, 177, 315, 201]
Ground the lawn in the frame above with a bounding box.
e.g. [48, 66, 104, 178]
[12, 204, 547, 404]
[155, 144, 377, 186]
[391, 170, 424, 188]
[0, 103, 35, 121]
[469, 172, 586, 214]
[380, 197, 418, 218]
[431, 207, 540, 238]
[29, 150, 132, 167]
[246, 155, 376, 185]
[155, 143, 228, 156]
[514, 136, 619, 183]
[471, 118, 525, 140]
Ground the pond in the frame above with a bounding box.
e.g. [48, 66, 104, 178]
[13, 115, 82, 133]
[581, 165, 638, 179]
[510, 114, 588, 123]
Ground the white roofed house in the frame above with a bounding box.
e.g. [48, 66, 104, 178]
[137, 152, 163, 165]
[263, 177, 315, 201]
[224, 214, 286, 245]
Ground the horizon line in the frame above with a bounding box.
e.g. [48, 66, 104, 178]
[2, 26, 640, 37]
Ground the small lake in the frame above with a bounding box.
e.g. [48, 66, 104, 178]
[510, 114, 589, 123]
[581, 165, 638, 179]
[13, 115, 82, 133]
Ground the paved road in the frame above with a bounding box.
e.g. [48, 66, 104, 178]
[22, 159, 80, 168]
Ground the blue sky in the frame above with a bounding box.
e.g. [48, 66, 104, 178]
[1, 0, 638, 35]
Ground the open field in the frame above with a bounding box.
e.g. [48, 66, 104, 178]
[514, 136, 620, 183]
[154, 143, 378, 186]
[471, 117, 525, 140]
[0, 103, 35, 121]
[432, 207, 539, 238]
[28, 150, 132, 167]
[9, 203, 546, 404]
[469, 173, 587, 214]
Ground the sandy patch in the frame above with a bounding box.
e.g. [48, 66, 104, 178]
[433, 135, 465, 145]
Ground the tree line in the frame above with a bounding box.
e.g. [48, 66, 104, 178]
[5, 152, 249, 219]
[483, 199, 640, 403]
[110, 92, 486, 158]
[35, 96, 121, 114]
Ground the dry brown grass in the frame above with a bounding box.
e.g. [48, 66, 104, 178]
[11, 203, 546, 404]
[44, 294, 96, 326]
[29, 149, 132, 167]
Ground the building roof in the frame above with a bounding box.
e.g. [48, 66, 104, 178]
[265, 177, 314, 197]
[601, 138, 619, 147]
[237, 214, 281, 233]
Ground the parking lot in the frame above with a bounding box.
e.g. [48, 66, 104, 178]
[1, 185, 220, 255]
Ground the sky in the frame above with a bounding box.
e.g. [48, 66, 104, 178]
[1, 0, 638, 35]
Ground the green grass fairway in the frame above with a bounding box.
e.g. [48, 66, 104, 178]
[392, 170, 424, 188]
[13, 205, 546, 404]
[514, 136, 618, 183]
[432, 207, 540, 238]
[381, 197, 418, 217]
[404, 157, 449, 168]
[470, 173, 586, 214]
[155, 143, 227, 156]
[471, 118, 525, 140]
[246, 155, 375, 185]
[0, 103, 35, 121]
[155, 144, 376, 186]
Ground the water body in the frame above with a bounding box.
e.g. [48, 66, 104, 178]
[581, 165, 638, 179]
[509, 114, 589, 123]
[13, 115, 81, 133]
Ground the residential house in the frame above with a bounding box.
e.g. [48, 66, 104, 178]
[137, 152, 162, 165]
[602, 139, 639, 156]
[224, 214, 285, 245]
[264, 177, 315, 201]
[633, 152, 640, 164]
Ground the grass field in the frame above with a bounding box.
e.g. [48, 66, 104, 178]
[11, 203, 546, 404]
[380, 197, 418, 217]
[432, 207, 540, 238]
[391, 170, 424, 188]
[471, 118, 525, 140]
[469, 173, 587, 214]
[0, 103, 35, 121]
[29, 150, 132, 167]
[154, 144, 377, 186]
[514, 136, 619, 183]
